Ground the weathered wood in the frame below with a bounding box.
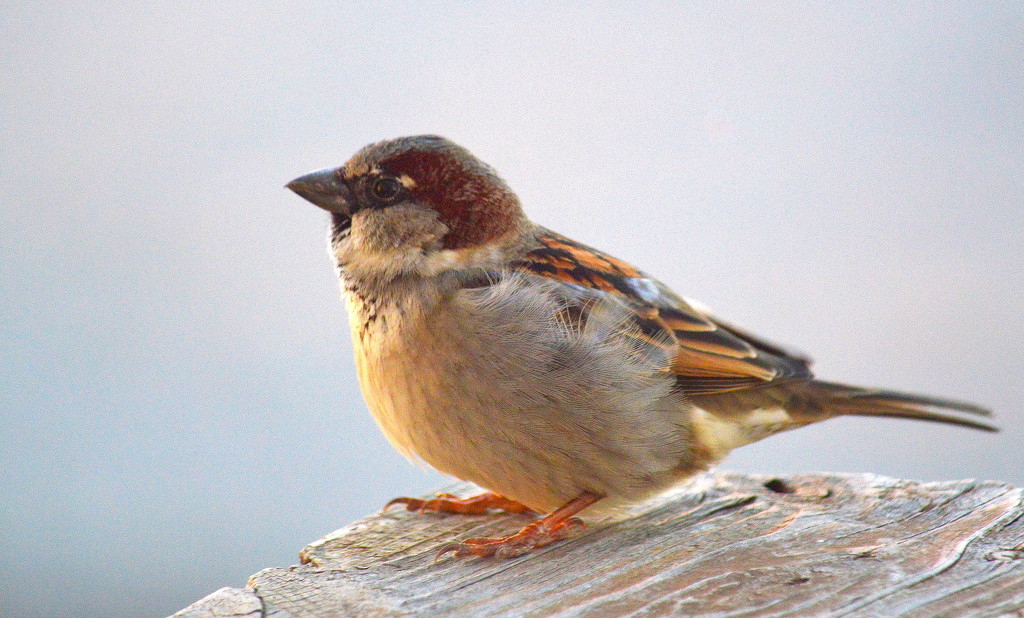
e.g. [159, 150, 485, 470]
[173, 472, 1024, 617]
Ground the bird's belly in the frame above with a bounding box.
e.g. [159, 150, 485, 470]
[349, 292, 693, 513]
[354, 323, 577, 511]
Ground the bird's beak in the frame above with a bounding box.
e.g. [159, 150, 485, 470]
[286, 168, 353, 216]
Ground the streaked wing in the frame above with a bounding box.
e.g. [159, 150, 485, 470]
[513, 229, 813, 395]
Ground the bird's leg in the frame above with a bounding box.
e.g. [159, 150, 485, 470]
[385, 492, 535, 515]
[437, 491, 602, 559]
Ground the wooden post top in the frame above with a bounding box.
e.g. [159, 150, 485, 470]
[174, 471, 1024, 617]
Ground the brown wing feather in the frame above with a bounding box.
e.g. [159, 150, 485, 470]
[513, 229, 813, 395]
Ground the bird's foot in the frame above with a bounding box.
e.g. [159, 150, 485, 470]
[385, 492, 535, 515]
[435, 490, 602, 559]
[436, 516, 586, 559]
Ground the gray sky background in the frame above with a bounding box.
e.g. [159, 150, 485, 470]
[2, 3, 1022, 616]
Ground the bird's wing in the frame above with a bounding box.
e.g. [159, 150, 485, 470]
[512, 229, 813, 396]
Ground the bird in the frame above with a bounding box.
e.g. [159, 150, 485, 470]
[287, 135, 994, 559]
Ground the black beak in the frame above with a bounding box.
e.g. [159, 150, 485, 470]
[286, 168, 353, 215]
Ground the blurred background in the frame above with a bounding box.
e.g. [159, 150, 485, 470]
[2, 3, 1022, 616]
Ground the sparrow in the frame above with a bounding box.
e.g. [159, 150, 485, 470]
[287, 135, 994, 559]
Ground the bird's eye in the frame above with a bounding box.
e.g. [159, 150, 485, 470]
[371, 177, 403, 202]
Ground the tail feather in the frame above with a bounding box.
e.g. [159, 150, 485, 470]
[801, 380, 997, 433]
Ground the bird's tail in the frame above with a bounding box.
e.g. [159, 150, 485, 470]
[797, 380, 996, 432]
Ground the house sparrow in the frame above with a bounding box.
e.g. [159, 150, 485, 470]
[287, 135, 994, 559]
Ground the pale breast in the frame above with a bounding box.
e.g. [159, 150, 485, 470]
[347, 272, 696, 512]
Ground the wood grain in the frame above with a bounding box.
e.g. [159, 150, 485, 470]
[173, 472, 1024, 617]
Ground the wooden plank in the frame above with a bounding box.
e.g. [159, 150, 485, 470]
[173, 472, 1024, 617]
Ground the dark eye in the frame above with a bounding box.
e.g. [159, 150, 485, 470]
[371, 176, 403, 202]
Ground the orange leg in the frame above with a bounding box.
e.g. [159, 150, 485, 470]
[385, 492, 535, 515]
[437, 491, 603, 559]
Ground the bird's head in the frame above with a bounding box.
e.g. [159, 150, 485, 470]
[288, 135, 528, 280]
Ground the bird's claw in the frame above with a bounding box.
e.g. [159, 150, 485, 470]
[435, 516, 586, 560]
[384, 492, 534, 515]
